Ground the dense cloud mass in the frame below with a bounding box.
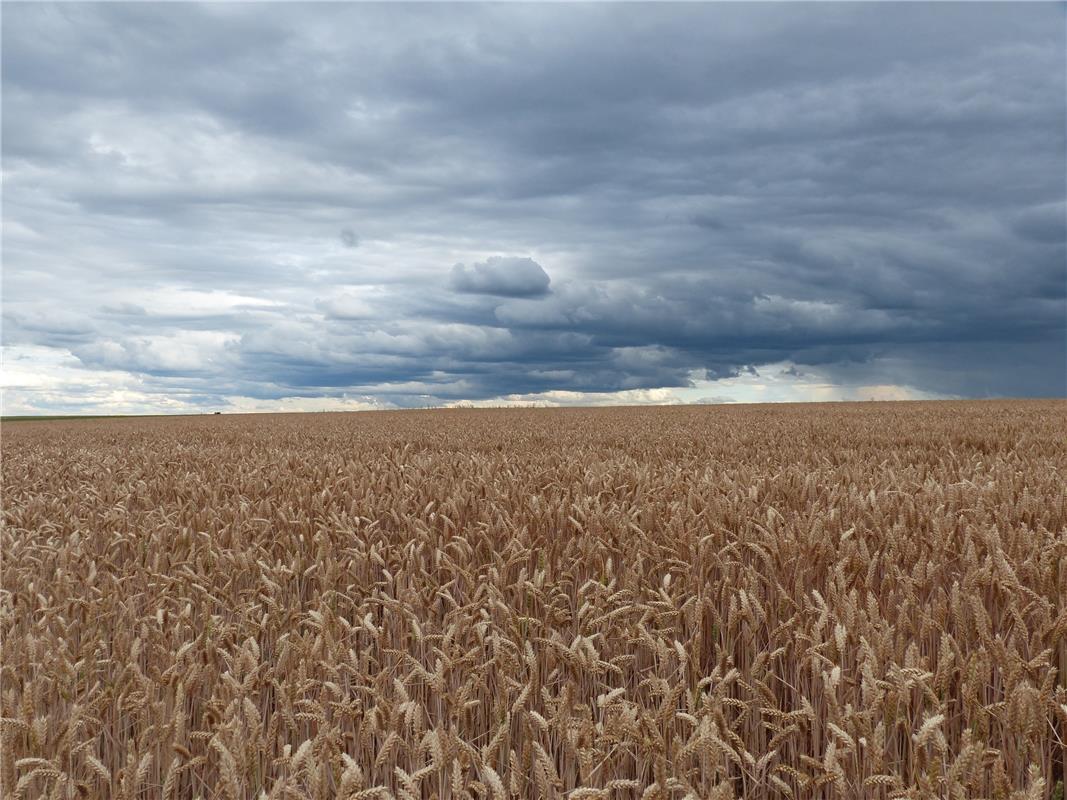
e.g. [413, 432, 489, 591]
[2, 3, 1064, 413]
[451, 257, 552, 298]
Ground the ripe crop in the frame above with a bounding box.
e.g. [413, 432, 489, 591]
[2, 400, 1065, 799]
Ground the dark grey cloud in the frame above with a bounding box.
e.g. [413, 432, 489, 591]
[1012, 202, 1067, 245]
[2, 3, 1064, 412]
[450, 257, 551, 298]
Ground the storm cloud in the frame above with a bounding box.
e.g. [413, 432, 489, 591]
[2, 3, 1064, 413]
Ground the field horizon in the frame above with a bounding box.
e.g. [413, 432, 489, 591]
[3, 395, 1062, 425]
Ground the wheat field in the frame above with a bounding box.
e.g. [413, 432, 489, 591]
[2, 400, 1065, 799]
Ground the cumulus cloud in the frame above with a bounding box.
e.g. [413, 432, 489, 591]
[317, 292, 376, 320]
[450, 257, 552, 298]
[1, 3, 1064, 413]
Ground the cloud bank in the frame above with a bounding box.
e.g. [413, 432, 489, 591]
[2, 3, 1064, 413]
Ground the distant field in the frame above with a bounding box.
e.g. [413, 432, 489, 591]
[2, 413, 194, 422]
[2, 414, 141, 422]
[2, 400, 1065, 799]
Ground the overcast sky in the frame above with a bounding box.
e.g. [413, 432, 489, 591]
[3, 3, 1064, 414]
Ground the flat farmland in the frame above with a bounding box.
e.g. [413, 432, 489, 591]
[2, 400, 1065, 799]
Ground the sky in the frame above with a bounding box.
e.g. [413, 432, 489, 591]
[2, 2, 1065, 414]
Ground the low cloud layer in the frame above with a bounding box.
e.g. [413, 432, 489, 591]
[2, 4, 1064, 414]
